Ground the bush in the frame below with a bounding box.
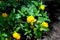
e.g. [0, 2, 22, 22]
[0, 0, 50, 40]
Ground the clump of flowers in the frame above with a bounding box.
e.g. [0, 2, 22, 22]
[0, 0, 50, 40]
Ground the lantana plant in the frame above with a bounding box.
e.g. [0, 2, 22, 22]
[0, 0, 50, 40]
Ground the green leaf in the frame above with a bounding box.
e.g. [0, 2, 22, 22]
[5, 38, 8, 40]
[27, 4, 37, 16]
[24, 22, 29, 28]
[25, 29, 28, 31]
[27, 7, 34, 16]
[1, 37, 4, 40]
[18, 10, 25, 16]
[13, 8, 15, 13]
[15, 13, 21, 19]
[24, 32, 28, 35]
[38, 14, 42, 16]
[13, 2, 18, 8]
[32, 1, 38, 6]
[38, 17, 45, 23]
[35, 24, 39, 28]
[44, 18, 50, 22]
[21, 6, 27, 13]
[2, 33, 8, 37]
[29, 34, 32, 37]
[43, 12, 48, 18]
[24, 30, 31, 35]
[40, 27, 50, 32]
[15, 27, 20, 32]
[34, 28, 42, 38]
[39, 1, 43, 5]
[20, 23, 24, 29]
[33, 7, 37, 13]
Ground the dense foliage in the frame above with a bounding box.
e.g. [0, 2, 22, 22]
[0, 0, 50, 40]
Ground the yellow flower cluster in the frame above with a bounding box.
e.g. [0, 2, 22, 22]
[2, 13, 7, 18]
[41, 22, 48, 28]
[40, 5, 45, 10]
[13, 32, 21, 40]
[27, 16, 35, 23]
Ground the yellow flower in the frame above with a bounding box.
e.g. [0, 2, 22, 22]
[2, 13, 7, 18]
[40, 5, 45, 10]
[13, 31, 21, 40]
[41, 22, 48, 28]
[27, 16, 35, 23]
